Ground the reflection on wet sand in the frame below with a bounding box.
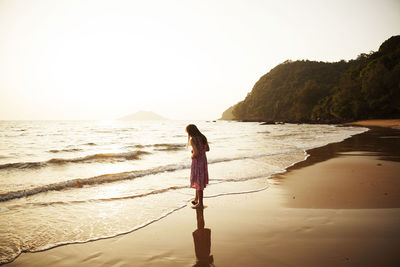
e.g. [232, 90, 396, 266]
[192, 208, 214, 267]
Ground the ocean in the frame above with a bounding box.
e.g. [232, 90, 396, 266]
[0, 120, 367, 264]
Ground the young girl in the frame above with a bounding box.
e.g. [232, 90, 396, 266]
[186, 124, 210, 209]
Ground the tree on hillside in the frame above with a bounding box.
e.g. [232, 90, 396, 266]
[223, 35, 400, 122]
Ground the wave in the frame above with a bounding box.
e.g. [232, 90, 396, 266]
[0, 149, 305, 202]
[48, 148, 83, 153]
[0, 203, 189, 265]
[0, 150, 150, 170]
[206, 149, 301, 165]
[48, 151, 150, 163]
[0, 176, 277, 265]
[152, 143, 185, 151]
[4, 175, 274, 209]
[0, 161, 44, 169]
[124, 143, 185, 151]
[0, 163, 190, 202]
[2, 150, 308, 203]
[5, 185, 192, 209]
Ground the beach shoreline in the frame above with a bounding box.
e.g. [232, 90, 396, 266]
[7, 121, 400, 267]
[345, 119, 400, 129]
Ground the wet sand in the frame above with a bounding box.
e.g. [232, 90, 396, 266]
[8, 123, 400, 267]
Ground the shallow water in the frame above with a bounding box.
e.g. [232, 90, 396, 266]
[0, 120, 367, 264]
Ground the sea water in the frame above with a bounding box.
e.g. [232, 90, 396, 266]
[0, 120, 367, 264]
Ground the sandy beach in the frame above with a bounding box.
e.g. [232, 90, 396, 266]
[346, 119, 400, 130]
[7, 121, 400, 267]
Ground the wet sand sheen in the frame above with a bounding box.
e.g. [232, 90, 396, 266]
[8, 125, 400, 267]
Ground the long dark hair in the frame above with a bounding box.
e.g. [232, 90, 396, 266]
[186, 124, 207, 146]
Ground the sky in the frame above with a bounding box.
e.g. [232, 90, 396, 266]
[0, 0, 399, 120]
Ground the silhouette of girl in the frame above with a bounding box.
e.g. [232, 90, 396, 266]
[186, 124, 209, 209]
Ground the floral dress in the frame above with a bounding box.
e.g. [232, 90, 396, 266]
[190, 140, 209, 190]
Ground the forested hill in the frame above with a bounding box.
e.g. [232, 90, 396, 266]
[221, 35, 400, 123]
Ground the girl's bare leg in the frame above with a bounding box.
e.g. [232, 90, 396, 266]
[192, 190, 204, 208]
[198, 190, 203, 207]
[192, 190, 199, 205]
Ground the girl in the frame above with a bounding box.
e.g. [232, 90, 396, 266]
[186, 124, 209, 209]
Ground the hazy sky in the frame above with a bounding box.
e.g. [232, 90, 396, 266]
[1, 0, 399, 120]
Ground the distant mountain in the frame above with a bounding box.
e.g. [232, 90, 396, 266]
[118, 111, 167, 120]
[221, 35, 400, 123]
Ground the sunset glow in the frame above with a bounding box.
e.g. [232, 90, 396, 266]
[1, 0, 399, 120]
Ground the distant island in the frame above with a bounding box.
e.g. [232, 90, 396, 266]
[221, 35, 400, 123]
[118, 111, 167, 121]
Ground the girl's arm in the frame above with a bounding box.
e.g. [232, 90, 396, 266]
[190, 138, 199, 158]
